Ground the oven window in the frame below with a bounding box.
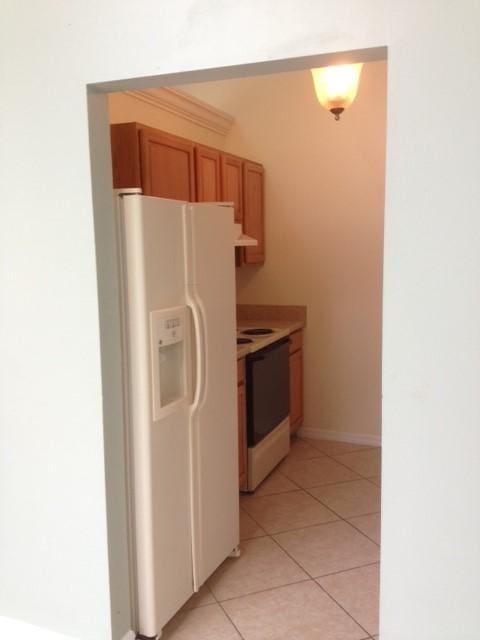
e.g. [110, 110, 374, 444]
[246, 338, 290, 446]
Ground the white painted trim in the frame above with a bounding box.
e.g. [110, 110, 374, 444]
[297, 426, 381, 447]
[120, 631, 136, 640]
[124, 87, 234, 136]
[0, 616, 78, 640]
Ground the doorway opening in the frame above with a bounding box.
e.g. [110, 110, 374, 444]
[89, 45, 386, 640]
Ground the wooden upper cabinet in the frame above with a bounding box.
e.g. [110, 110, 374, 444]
[110, 123, 196, 200]
[110, 122, 143, 189]
[220, 154, 243, 224]
[110, 122, 265, 267]
[243, 161, 265, 264]
[194, 145, 221, 202]
[139, 128, 195, 200]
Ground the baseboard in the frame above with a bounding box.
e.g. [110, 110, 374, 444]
[297, 426, 381, 447]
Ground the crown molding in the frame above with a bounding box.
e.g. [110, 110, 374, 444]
[124, 87, 234, 136]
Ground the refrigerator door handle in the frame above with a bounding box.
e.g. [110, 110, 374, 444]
[186, 286, 208, 589]
[186, 286, 207, 412]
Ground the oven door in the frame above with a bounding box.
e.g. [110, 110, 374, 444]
[246, 337, 290, 446]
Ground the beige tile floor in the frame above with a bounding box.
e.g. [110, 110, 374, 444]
[162, 437, 381, 640]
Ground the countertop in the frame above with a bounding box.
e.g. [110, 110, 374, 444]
[236, 319, 305, 359]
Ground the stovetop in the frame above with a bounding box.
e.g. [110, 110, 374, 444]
[236, 326, 290, 354]
[240, 327, 275, 336]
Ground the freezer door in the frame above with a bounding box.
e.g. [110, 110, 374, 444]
[118, 194, 194, 636]
[183, 203, 239, 588]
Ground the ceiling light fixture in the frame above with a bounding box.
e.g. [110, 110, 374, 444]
[310, 63, 363, 120]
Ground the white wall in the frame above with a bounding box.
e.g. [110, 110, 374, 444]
[182, 62, 386, 442]
[2, 2, 480, 640]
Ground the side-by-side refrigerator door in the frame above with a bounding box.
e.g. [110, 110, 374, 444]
[183, 203, 239, 589]
[117, 193, 194, 638]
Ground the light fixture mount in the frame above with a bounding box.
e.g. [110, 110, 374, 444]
[330, 107, 345, 121]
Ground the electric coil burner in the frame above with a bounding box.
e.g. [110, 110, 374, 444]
[241, 328, 274, 336]
[237, 337, 253, 345]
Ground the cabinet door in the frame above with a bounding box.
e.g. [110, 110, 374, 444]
[243, 161, 265, 264]
[110, 123, 142, 189]
[221, 154, 243, 224]
[237, 382, 248, 490]
[195, 145, 221, 202]
[139, 128, 195, 200]
[289, 349, 303, 434]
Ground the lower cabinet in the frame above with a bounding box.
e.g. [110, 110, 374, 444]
[289, 331, 304, 434]
[237, 359, 248, 490]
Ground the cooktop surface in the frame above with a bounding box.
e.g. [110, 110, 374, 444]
[240, 328, 274, 336]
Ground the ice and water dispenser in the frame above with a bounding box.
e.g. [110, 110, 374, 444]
[150, 306, 189, 420]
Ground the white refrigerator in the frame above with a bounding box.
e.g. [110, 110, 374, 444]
[116, 190, 239, 639]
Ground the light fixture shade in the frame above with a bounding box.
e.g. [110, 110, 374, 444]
[310, 63, 363, 119]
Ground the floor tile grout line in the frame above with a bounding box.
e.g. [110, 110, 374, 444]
[241, 477, 380, 504]
[365, 476, 382, 488]
[241, 487, 309, 501]
[272, 525, 381, 580]
[275, 465, 304, 490]
[181, 441, 381, 635]
[296, 437, 381, 477]
[241, 478, 380, 544]
[253, 510, 380, 543]
[296, 435, 379, 452]
[257, 441, 380, 634]
[244, 472, 380, 497]
[209, 528, 372, 605]
[219, 577, 373, 640]
[241, 498, 342, 536]
[321, 450, 381, 479]
[277, 475, 370, 489]
[299, 465, 382, 547]
[296, 436, 378, 456]
[258, 516, 342, 536]
[306, 477, 381, 491]
[220, 442, 380, 634]
[313, 578, 375, 639]
[189, 561, 380, 609]
[216, 600, 247, 640]
[269, 527, 376, 640]
[313, 559, 380, 580]
[304, 487, 381, 522]
[322, 453, 379, 480]
[268, 531, 317, 580]
[239, 505, 268, 538]
[202, 579, 247, 640]
[240, 533, 268, 542]
[213, 576, 313, 604]
[294, 470, 381, 546]
[240, 526, 380, 579]
[257, 443, 379, 489]
[344, 518, 381, 547]
[306, 487, 381, 547]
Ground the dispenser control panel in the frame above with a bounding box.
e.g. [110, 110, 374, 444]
[150, 306, 189, 421]
[156, 314, 184, 347]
